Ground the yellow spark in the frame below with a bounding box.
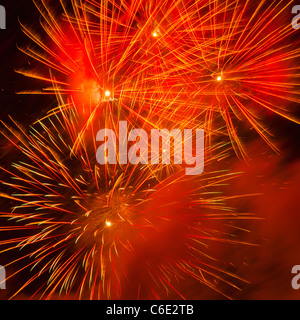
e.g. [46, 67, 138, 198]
[152, 30, 159, 37]
[106, 221, 112, 227]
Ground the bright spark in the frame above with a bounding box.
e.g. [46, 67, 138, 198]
[106, 221, 112, 227]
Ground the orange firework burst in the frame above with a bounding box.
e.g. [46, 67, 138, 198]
[0, 116, 255, 299]
[16, 0, 300, 157]
[173, 0, 300, 157]
[1, 0, 300, 301]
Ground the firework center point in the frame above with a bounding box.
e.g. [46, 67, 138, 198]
[96, 121, 204, 176]
[105, 220, 112, 227]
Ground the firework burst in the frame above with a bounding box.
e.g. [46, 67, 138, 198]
[1, 0, 299, 301]
[0, 116, 255, 299]
[16, 0, 300, 157]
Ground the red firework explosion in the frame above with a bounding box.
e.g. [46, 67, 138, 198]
[0, 0, 299, 300]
